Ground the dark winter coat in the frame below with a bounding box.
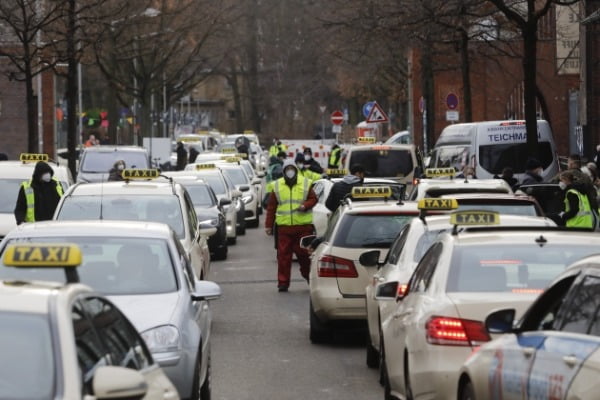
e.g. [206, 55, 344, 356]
[14, 161, 62, 224]
[325, 175, 362, 212]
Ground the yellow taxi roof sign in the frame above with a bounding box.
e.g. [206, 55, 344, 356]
[424, 168, 456, 178]
[243, 130, 255, 134]
[450, 211, 500, 226]
[20, 153, 49, 163]
[357, 136, 376, 144]
[221, 148, 236, 153]
[3, 243, 82, 268]
[417, 198, 459, 210]
[351, 186, 392, 199]
[179, 137, 201, 142]
[326, 168, 348, 177]
[224, 157, 241, 163]
[196, 163, 216, 170]
[122, 169, 160, 179]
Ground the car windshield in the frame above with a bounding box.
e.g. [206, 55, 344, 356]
[56, 195, 185, 238]
[348, 149, 414, 178]
[184, 185, 216, 207]
[0, 312, 54, 399]
[447, 243, 598, 293]
[333, 213, 413, 248]
[197, 174, 226, 195]
[430, 146, 470, 171]
[0, 237, 177, 295]
[222, 168, 248, 186]
[81, 151, 148, 173]
[0, 179, 23, 213]
[478, 142, 553, 175]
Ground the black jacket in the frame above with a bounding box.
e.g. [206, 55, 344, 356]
[304, 158, 323, 174]
[14, 161, 62, 224]
[325, 175, 362, 212]
[520, 171, 544, 186]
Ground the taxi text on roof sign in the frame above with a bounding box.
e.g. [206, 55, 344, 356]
[20, 153, 49, 163]
[224, 157, 241, 163]
[221, 148, 237, 153]
[196, 163, 216, 170]
[424, 168, 456, 178]
[3, 243, 82, 267]
[351, 186, 392, 198]
[357, 136, 376, 144]
[122, 169, 160, 179]
[326, 169, 347, 177]
[450, 211, 500, 225]
[418, 198, 459, 210]
[179, 137, 201, 142]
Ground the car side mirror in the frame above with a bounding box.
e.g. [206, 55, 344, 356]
[359, 250, 381, 267]
[239, 185, 251, 192]
[485, 308, 516, 334]
[92, 366, 147, 400]
[231, 189, 242, 198]
[219, 198, 232, 207]
[252, 178, 262, 185]
[299, 235, 317, 249]
[375, 281, 398, 300]
[256, 171, 266, 178]
[192, 280, 222, 301]
[198, 223, 217, 237]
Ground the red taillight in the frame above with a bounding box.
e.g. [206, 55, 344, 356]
[397, 284, 408, 297]
[425, 316, 490, 346]
[318, 255, 358, 278]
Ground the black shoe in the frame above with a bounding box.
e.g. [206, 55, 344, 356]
[278, 286, 288, 292]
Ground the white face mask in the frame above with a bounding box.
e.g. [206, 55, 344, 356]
[559, 181, 567, 190]
[285, 169, 296, 179]
[117, 164, 125, 171]
[41, 173, 52, 183]
[296, 163, 304, 169]
[304, 155, 311, 161]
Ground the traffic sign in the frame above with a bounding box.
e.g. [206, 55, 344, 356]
[446, 93, 459, 110]
[331, 110, 344, 125]
[362, 101, 375, 118]
[366, 102, 389, 123]
[446, 110, 459, 121]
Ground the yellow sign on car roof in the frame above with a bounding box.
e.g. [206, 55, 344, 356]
[221, 148, 236, 153]
[417, 198, 459, 210]
[223, 157, 241, 163]
[450, 211, 500, 226]
[3, 243, 82, 268]
[424, 168, 456, 178]
[351, 186, 392, 199]
[326, 169, 347, 177]
[196, 163, 216, 170]
[19, 153, 49, 163]
[357, 136, 376, 144]
[179, 137, 201, 142]
[122, 169, 160, 179]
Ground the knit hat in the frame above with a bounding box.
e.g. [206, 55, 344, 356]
[294, 153, 305, 163]
[526, 158, 542, 170]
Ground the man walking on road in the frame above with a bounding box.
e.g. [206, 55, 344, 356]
[14, 161, 63, 224]
[265, 159, 318, 292]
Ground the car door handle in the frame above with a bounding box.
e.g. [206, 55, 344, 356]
[563, 355, 578, 367]
[393, 308, 413, 319]
[522, 347, 535, 357]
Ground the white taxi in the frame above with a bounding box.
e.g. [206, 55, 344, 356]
[409, 167, 513, 200]
[307, 186, 419, 343]
[53, 169, 214, 279]
[0, 242, 179, 400]
[0, 153, 74, 239]
[457, 254, 600, 400]
[362, 202, 556, 369]
[381, 224, 600, 400]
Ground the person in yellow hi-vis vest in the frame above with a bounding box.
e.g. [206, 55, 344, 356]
[14, 161, 63, 224]
[265, 159, 318, 292]
[328, 144, 342, 169]
[559, 171, 595, 229]
[294, 153, 321, 183]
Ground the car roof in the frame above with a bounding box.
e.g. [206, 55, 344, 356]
[0, 281, 69, 313]
[421, 214, 555, 231]
[0, 161, 72, 181]
[81, 146, 148, 153]
[415, 178, 512, 196]
[66, 181, 181, 196]
[341, 200, 420, 214]
[348, 143, 415, 151]
[443, 228, 600, 247]
[4, 220, 173, 239]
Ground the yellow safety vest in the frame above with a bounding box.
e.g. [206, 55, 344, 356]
[22, 179, 64, 222]
[269, 143, 288, 157]
[565, 189, 593, 229]
[273, 177, 312, 226]
[299, 168, 321, 184]
[328, 147, 341, 167]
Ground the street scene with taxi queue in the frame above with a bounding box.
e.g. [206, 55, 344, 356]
[2, 1, 600, 400]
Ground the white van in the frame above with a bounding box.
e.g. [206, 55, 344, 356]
[429, 120, 559, 181]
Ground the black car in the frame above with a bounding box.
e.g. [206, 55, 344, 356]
[178, 180, 230, 260]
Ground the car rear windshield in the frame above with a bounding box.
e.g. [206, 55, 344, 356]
[0, 237, 177, 295]
[447, 243, 597, 293]
[197, 174, 226, 195]
[348, 149, 414, 178]
[0, 179, 24, 213]
[222, 168, 249, 186]
[56, 195, 185, 238]
[184, 185, 216, 207]
[333, 213, 413, 248]
[430, 145, 470, 171]
[478, 142, 553, 175]
[81, 151, 149, 173]
[0, 312, 54, 399]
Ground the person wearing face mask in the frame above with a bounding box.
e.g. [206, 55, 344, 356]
[294, 153, 321, 183]
[14, 161, 63, 224]
[108, 159, 126, 181]
[265, 159, 318, 292]
[520, 158, 545, 186]
[303, 147, 323, 174]
[558, 171, 595, 229]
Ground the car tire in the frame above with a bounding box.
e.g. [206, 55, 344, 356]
[247, 216, 259, 228]
[460, 381, 475, 400]
[366, 333, 379, 368]
[213, 244, 228, 261]
[382, 357, 396, 400]
[309, 300, 330, 344]
[227, 236, 237, 245]
[237, 219, 246, 235]
[200, 349, 211, 400]
[404, 353, 414, 400]
[190, 347, 207, 400]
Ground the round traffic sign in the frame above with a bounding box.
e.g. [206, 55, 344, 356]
[446, 93, 459, 110]
[331, 110, 344, 125]
[362, 101, 375, 118]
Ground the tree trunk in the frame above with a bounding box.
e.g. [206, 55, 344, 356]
[247, 0, 261, 133]
[422, 43, 434, 153]
[66, 0, 78, 177]
[522, 24, 539, 159]
[459, 28, 472, 122]
[24, 64, 37, 153]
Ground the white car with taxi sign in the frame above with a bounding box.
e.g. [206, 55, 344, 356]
[53, 169, 214, 279]
[380, 224, 600, 400]
[305, 186, 419, 343]
[0, 154, 74, 239]
[0, 242, 179, 400]
[457, 253, 600, 400]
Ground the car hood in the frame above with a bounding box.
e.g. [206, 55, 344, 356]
[108, 292, 181, 333]
[0, 213, 16, 238]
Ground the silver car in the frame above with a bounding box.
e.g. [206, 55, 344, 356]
[0, 220, 221, 400]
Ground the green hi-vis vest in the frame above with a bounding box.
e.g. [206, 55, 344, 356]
[565, 188, 593, 228]
[273, 177, 312, 226]
[328, 147, 341, 167]
[22, 179, 64, 222]
[299, 168, 321, 184]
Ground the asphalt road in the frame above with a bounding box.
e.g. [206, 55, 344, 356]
[209, 216, 383, 400]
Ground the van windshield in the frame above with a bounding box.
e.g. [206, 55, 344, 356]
[430, 146, 470, 170]
[348, 149, 414, 178]
[478, 142, 553, 175]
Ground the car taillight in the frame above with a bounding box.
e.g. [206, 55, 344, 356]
[397, 284, 408, 297]
[318, 255, 358, 278]
[425, 316, 490, 346]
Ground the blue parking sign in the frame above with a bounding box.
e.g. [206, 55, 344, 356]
[362, 101, 375, 118]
